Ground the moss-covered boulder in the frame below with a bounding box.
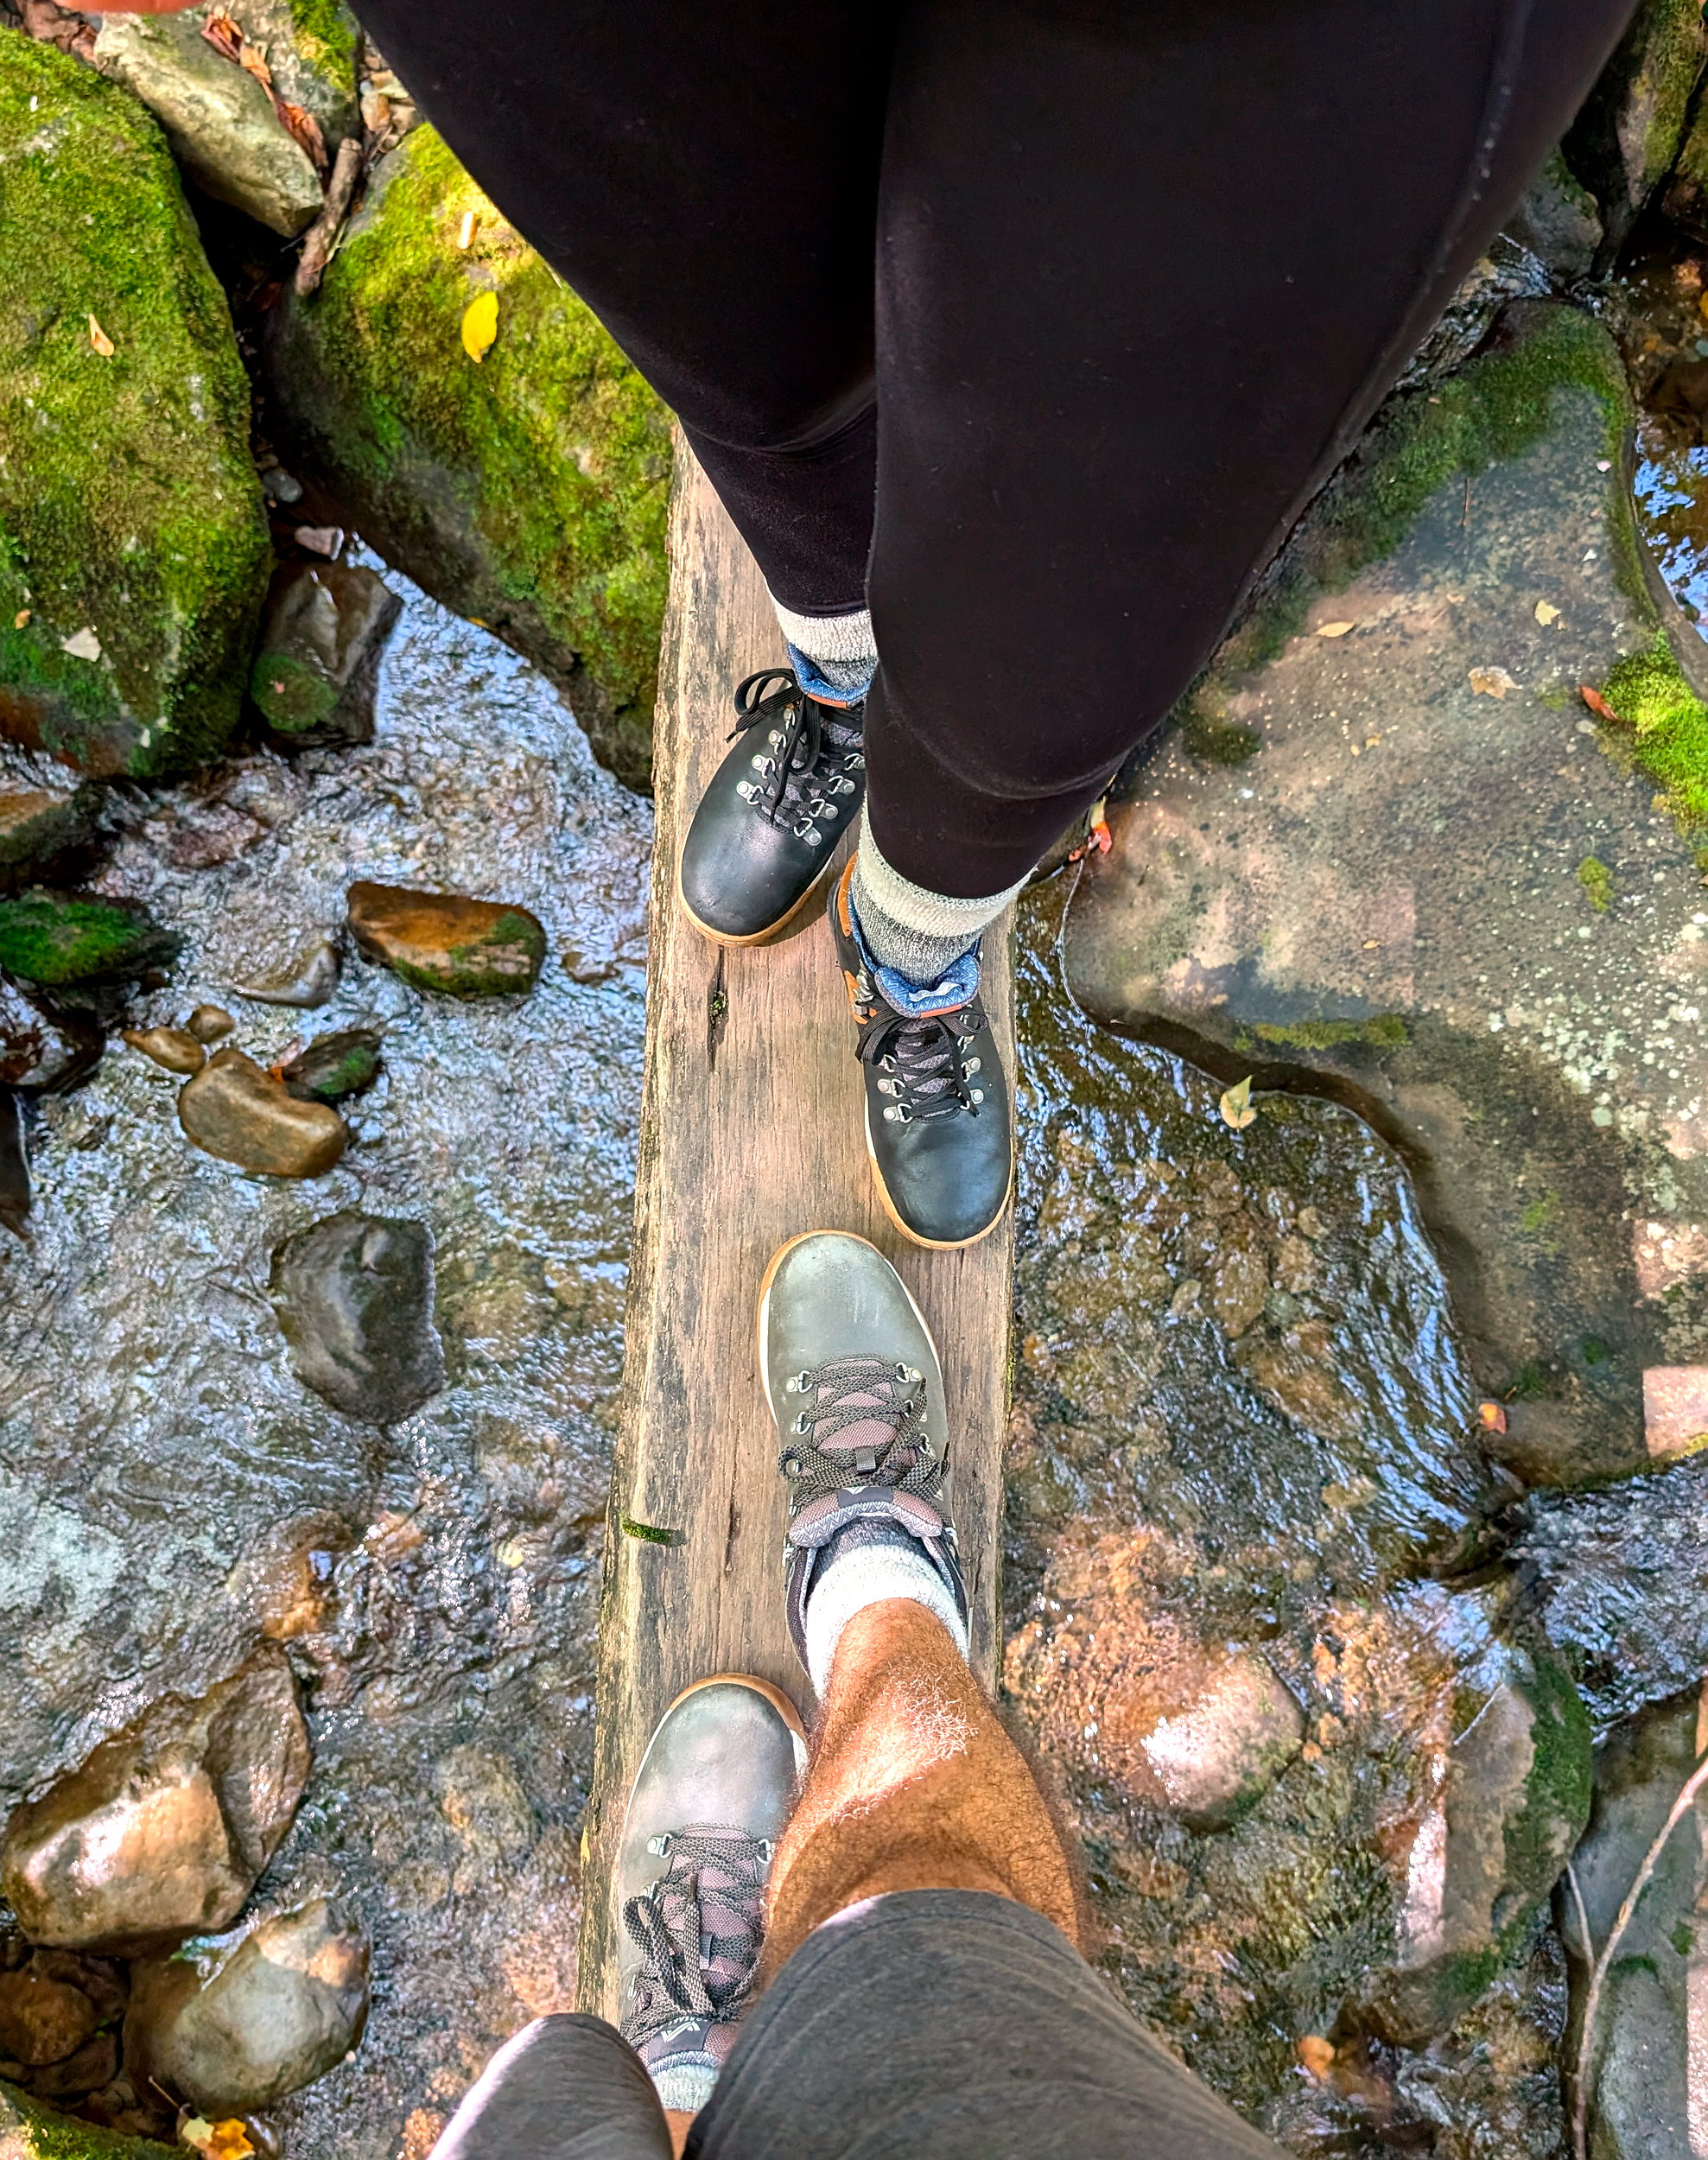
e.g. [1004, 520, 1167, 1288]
[0, 893, 180, 986]
[0, 35, 272, 778]
[264, 125, 671, 789]
[1503, 145, 1603, 283]
[0, 2081, 177, 2160]
[1565, 0, 1706, 259]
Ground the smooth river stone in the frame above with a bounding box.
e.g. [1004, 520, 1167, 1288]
[270, 1210, 445, 1423]
[178, 1049, 347, 1178]
[346, 880, 545, 996]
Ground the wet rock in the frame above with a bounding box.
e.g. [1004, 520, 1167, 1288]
[122, 1026, 206, 1077]
[177, 1049, 347, 1178]
[1559, 1685, 1707, 2160]
[0, 980, 102, 1095]
[92, 11, 326, 237]
[247, 561, 402, 749]
[1565, 0, 1707, 258]
[225, 1511, 349, 1640]
[0, 39, 272, 778]
[0, 1966, 98, 2065]
[231, 933, 339, 1008]
[0, 893, 180, 989]
[1066, 301, 1698, 1487]
[0, 1650, 310, 1951]
[187, 1004, 235, 1043]
[0, 2080, 176, 2158]
[1503, 146, 1603, 283]
[0, 1083, 28, 1234]
[29, 2026, 117, 2100]
[264, 124, 670, 789]
[0, 788, 98, 893]
[279, 1026, 381, 1104]
[347, 880, 544, 996]
[270, 1210, 444, 1422]
[1663, 92, 1708, 241]
[1367, 1653, 1592, 2042]
[127, 1896, 369, 2114]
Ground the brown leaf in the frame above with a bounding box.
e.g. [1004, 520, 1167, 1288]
[87, 314, 113, 358]
[278, 100, 327, 172]
[1477, 1400, 1508, 1435]
[201, 12, 243, 63]
[1580, 683, 1622, 723]
[1468, 665, 1518, 699]
[236, 39, 274, 92]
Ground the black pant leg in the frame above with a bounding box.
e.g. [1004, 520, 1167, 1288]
[432, 2015, 672, 2160]
[862, 0, 1639, 893]
[349, 0, 894, 613]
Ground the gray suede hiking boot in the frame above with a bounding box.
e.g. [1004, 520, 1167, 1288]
[616, 1675, 807, 2112]
[758, 1232, 969, 1677]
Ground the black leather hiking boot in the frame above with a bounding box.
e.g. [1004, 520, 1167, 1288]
[616, 1674, 807, 2113]
[830, 859, 1013, 1249]
[758, 1231, 968, 1677]
[678, 669, 865, 944]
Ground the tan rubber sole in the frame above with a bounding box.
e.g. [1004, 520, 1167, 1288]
[676, 848, 839, 949]
[755, 1229, 943, 1431]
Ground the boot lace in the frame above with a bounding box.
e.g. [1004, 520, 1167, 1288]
[778, 1355, 945, 1504]
[860, 1006, 989, 1126]
[729, 669, 863, 850]
[621, 1826, 771, 2049]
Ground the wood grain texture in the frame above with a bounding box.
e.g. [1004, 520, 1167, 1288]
[575, 447, 1015, 2018]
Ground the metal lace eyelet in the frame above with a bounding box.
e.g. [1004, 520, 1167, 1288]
[970, 1089, 985, 1104]
[802, 828, 823, 848]
[647, 1833, 674, 1857]
[794, 1412, 811, 1433]
[962, 1057, 981, 1076]
[751, 753, 771, 772]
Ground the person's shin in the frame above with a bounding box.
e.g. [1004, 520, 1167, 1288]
[848, 810, 1024, 988]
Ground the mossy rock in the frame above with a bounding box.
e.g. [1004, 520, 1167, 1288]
[0, 892, 181, 986]
[0, 2081, 177, 2160]
[0, 34, 272, 778]
[265, 125, 671, 790]
[1564, 0, 1706, 257]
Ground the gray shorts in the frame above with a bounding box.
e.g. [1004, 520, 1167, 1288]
[433, 1890, 1286, 2160]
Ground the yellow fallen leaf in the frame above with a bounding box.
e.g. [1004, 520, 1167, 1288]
[1534, 600, 1560, 626]
[205, 2123, 255, 2160]
[1316, 621, 1356, 638]
[88, 314, 114, 357]
[1468, 665, 1517, 698]
[1218, 1076, 1257, 1131]
[13, 609, 29, 629]
[1698, 290, 1708, 325]
[461, 289, 498, 363]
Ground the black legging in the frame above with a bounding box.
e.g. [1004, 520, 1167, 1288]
[352, 0, 1635, 895]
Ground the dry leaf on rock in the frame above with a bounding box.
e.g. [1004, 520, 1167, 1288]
[1316, 621, 1356, 638]
[1218, 1076, 1257, 1130]
[1477, 1400, 1508, 1434]
[1534, 600, 1560, 626]
[60, 626, 100, 661]
[87, 314, 113, 357]
[461, 290, 498, 363]
[279, 100, 327, 171]
[1581, 683, 1621, 723]
[1468, 665, 1517, 698]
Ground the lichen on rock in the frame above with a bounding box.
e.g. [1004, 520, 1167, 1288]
[0, 34, 272, 778]
[264, 124, 671, 788]
[0, 2081, 177, 2160]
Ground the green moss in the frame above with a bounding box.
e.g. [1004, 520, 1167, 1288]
[0, 2081, 176, 2160]
[384, 910, 545, 997]
[1518, 1191, 1559, 1236]
[0, 891, 180, 984]
[1499, 1654, 1593, 1948]
[0, 34, 270, 776]
[1671, 1918, 1696, 1957]
[1508, 1360, 1552, 1401]
[1595, 633, 1708, 829]
[1577, 854, 1614, 911]
[1182, 305, 1640, 753]
[1245, 1015, 1408, 1052]
[250, 649, 338, 735]
[272, 125, 670, 785]
[284, 0, 358, 80]
[281, 1025, 381, 1102]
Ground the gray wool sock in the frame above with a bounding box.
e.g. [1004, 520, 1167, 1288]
[771, 597, 878, 702]
[851, 811, 1028, 987]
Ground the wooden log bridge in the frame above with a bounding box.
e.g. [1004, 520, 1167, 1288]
[575, 448, 1017, 2016]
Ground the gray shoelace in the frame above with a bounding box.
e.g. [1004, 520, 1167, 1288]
[778, 1355, 944, 1505]
[729, 668, 863, 846]
[620, 1826, 770, 2051]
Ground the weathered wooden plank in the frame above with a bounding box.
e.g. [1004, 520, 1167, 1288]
[576, 447, 1014, 2019]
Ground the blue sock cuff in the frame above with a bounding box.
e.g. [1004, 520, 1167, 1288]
[784, 641, 875, 705]
[847, 885, 982, 1013]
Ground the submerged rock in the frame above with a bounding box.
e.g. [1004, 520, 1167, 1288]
[0, 894, 180, 988]
[230, 932, 339, 1008]
[270, 1210, 444, 1422]
[92, 10, 326, 237]
[121, 1026, 205, 1076]
[1561, 1685, 1708, 2160]
[347, 880, 544, 996]
[278, 1026, 381, 1103]
[1066, 301, 1701, 1487]
[0, 980, 102, 1095]
[248, 561, 402, 748]
[0, 1651, 310, 1951]
[265, 124, 670, 788]
[1565, 0, 1706, 258]
[0, 38, 272, 776]
[186, 1004, 235, 1043]
[177, 1049, 347, 1178]
[0, 788, 98, 893]
[127, 1895, 369, 2113]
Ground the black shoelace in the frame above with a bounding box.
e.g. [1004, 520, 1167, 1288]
[728, 668, 863, 848]
[860, 1007, 988, 1124]
[778, 1354, 945, 1504]
[620, 1826, 771, 2049]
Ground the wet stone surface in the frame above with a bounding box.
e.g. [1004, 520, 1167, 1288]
[0, 560, 647, 2156]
